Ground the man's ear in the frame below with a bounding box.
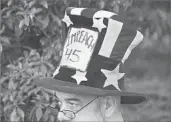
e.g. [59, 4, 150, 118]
[100, 96, 116, 117]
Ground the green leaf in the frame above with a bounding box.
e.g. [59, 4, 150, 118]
[36, 107, 43, 121]
[36, 15, 49, 29]
[4, 104, 13, 112]
[10, 107, 20, 121]
[2, 94, 9, 103]
[7, 64, 17, 70]
[2, 7, 10, 14]
[44, 61, 54, 70]
[18, 62, 22, 69]
[17, 107, 25, 120]
[29, 50, 39, 57]
[19, 19, 25, 28]
[28, 87, 40, 96]
[43, 109, 50, 121]
[42, 90, 50, 101]
[0, 43, 2, 53]
[43, 49, 53, 60]
[40, 37, 48, 46]
[40, 64, 47, 75]
[14, 82, 19, 90]
[16, 11, 25, 16]
[35, 8, 43, 14]
[113, 4, 119, 13]
[15, 25, 23, 37]
[123, 0, 132, 11]
[40, 1, 48, 9]
[43, 88, 55, 95]
[20, 0, 28, 8]
[8, 80, 16, 90]
[26, 77, 33, 84]
[6, 19, 13, 30]
[24, 16, 30, 26]
[51, 13, 61, 25]
[0, 36, 11, 45]
[6, 9, 13, 17]
[0, 76, 9, 84]
[19, 101, 25, 105]
[29, 61, 41, 67]
[28, 0, 37, 8]
[9, 95, 14, 101]
[12, 91, 18, 99]
[98, 0, 105, 9]
[0, 24, 5, 35]
[7, 0, 13, 6]
[49, 114, 55, 122]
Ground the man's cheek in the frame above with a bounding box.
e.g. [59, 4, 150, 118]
[58, 112, 71, 121]
[72, 112, 101, 122]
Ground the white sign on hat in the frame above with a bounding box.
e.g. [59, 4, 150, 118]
[60, 27, 99, 71]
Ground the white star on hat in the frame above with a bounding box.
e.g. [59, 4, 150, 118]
[53, 66, 60, 77]
[101, 64, 125, 91]
[71, 71, 88, 84]
[92, 18, 106, 32]
[62, 13, 73, 27]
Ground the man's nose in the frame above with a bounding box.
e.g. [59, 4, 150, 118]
[57, 102, 73, 121]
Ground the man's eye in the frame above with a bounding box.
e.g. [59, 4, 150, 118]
[68, 102, 79, 107]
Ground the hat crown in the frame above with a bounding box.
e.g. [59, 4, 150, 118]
[53, 7, 143, 91]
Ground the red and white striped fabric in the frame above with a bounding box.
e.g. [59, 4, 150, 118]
[52, 7, 144, 91]
[61, 7, 143, 64]
[36, 7, 146, 104]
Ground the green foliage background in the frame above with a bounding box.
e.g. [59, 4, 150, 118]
[0, 0, 171, 121]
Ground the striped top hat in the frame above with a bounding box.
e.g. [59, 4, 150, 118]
[36, 7, 146, 104]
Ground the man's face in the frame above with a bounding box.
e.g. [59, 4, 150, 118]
[55, 91, 103, 122]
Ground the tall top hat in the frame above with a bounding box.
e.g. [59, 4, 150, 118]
[36, 7, 146, 104]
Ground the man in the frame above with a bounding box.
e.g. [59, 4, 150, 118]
[36, 7, 146, 122]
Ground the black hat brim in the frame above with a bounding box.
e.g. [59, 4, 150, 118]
[35, 77, 146, 104]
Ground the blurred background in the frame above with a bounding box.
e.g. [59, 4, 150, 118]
[0, 0, 171, 121]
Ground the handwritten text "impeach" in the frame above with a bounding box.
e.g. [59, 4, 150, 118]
[66, 29, 98, 51]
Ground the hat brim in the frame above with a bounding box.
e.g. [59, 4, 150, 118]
[35, 77, 146, 104]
